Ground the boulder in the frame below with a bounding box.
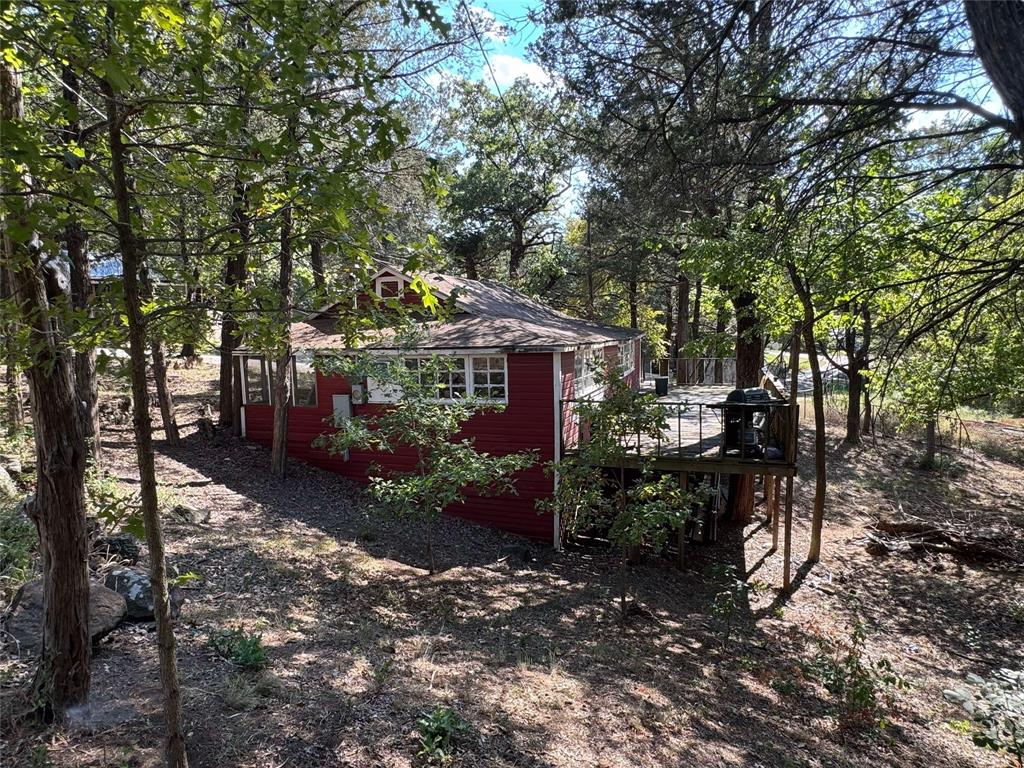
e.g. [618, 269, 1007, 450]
[103, 567, 183, 621]
[0, 453, 22, 476]
[168, 503, 209, 525]
[93, 533, 142, 564]
[0, 466, 18, 503]
[5, 579, 126, 654]
[500, 542, 534, 563]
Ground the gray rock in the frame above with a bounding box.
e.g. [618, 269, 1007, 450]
[103, 567, 183, 621]
[94, 533, 142, 564]
[0, 466, 18, 503]
[0, 453, 22, 476]
[6, 579, 126, 654]
[500, 542, 534, 563]
[168, 503, 209, 525]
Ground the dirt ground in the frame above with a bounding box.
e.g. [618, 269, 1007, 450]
[2, 363, 1023, 767]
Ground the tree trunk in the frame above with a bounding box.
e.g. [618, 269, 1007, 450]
[509, 220, 526, 279]
[218, 65, 252, 430]
[1, 262, 24, 435]
[675, 274, 690, 384]
[862, 390, 873, 435]
[787, 264, 826, 563]
[2, 62, 90, 719]
[732, 290, 763, 388]
[714, 305, 727, 383]
[691, 278, 702, 341]
[310, 238, 324, 294]
[627, 275, 638, 328]
[664, 286, 673, 355]
[924, 417, 937, 466]
[270, 115, 296, 480]
[845, 360, 862, 445]
[101, 53, 189, 767]
[61, 64, 101, 468]
[138, 267, 180, 447]
[150, 337, 180, 446]
[178, 209, 202, 359]
[964, 1, 1024, 138]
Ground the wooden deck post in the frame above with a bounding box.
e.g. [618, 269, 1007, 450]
[771, 475, 781, 551]
[783, 322, 800, 590]
[677, 471, 688, 569]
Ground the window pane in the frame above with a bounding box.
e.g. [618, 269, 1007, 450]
[491, 372, 504, 385]
[293, 352, 317, 407]
[245, 357, 269, 404]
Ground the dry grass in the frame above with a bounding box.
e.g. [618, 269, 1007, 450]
[1, 363, 1022, 767]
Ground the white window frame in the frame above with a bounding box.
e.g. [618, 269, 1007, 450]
[291, 350, 318, 408]
[366, 354, 509, 404]
[469, 355, 508, 402]
[241, 354, 271, 405]
[573, 346, 605, 398]
[239, 353, 318, 408]
[618, 339, 636, 376]
[375, 275, 403, 298]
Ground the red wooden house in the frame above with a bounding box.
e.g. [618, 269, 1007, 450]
[236, 265, 642, 545]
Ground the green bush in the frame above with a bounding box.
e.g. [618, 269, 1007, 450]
[208, 628, 270, 670]
[416, 705, 470, 766]
[0, 500, 38, 597]
[806, 619, 907, 731]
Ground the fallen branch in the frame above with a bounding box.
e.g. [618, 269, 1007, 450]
[865, 519, 1017, 562]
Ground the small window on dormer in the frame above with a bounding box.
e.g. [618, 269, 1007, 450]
[377, 276, 402, 298]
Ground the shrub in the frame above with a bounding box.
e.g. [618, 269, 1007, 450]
[0, 500, 37, 597]
[208, 628, 269, 670]
[944, 669, 1024, 767]
[806, 618, 907, 731]
[708, 563, 749, 650]
[416, 705, 470, 766]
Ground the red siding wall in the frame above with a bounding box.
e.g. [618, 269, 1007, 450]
[243, 352, 556, 540]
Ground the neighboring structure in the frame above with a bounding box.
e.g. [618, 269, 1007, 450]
[236, 265, 643, 543]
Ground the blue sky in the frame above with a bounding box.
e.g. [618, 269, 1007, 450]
[435, 1, 551, 90]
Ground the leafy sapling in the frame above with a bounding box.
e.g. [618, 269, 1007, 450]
[543, 365, 704, 622]
[317, 354, 536, 574]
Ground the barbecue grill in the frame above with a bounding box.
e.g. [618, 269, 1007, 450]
[722, 387, 776, 458]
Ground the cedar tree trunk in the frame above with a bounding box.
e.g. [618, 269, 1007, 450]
[270, 114, 296, 479]
[61, 64, 101, 467]
[2, 62, 91, 718]
[732, 290, 763, 389]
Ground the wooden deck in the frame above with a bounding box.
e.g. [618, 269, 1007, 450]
[635, 382, 734, 458]
[561, 381, 797, 476]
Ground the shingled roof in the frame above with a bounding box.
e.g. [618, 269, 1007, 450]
[291, 268, 641, 352]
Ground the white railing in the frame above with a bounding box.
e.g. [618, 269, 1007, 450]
[645, 357, 737, 386]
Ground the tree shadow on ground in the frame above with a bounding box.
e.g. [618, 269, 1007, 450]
[159, 430, 910, 767]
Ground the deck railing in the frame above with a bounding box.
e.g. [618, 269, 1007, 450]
[645, 357, 737, 386]
[559, 397, 795, 468]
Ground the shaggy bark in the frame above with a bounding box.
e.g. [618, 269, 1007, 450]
[270, 115, 297, 479]
[2, 62, 91, 718]
[732, 290, 763, 388]
[675, 274, 690, 384]
[1, 262, 23, 434]
[61, 64, 101, 467]
[964, 0, 1024, 139]
[310, 238, 324, 294]
[101, 47, 188, 766]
